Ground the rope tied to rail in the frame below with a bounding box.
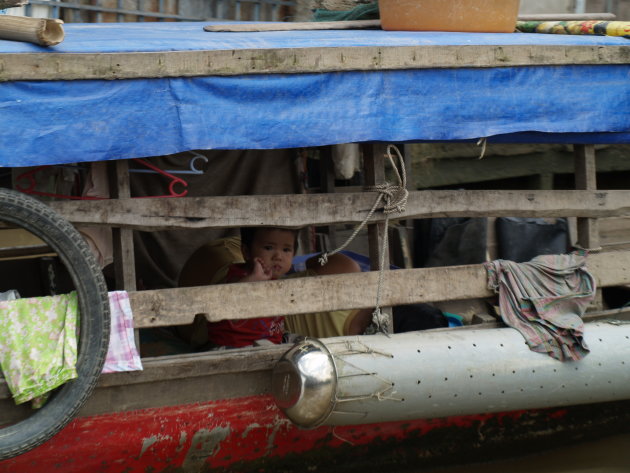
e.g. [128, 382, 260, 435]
[319, 144, 408, 335]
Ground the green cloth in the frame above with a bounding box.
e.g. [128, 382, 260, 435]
[313, 2, 379, 22]
[0, 292, 79, 406]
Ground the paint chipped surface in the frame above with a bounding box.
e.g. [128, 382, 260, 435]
[265, 417, 292, 455]
[181, 427, 230, 473]
[242, 423, 261, 438]
[176, 431, 187, 453]
[1, 395, 628, 473]
[140, 434, 172, 458]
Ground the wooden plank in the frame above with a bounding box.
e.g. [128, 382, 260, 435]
[98, 344, 286, 388]
[574, 144, 600, 250]
[48, 189, 630, 230]
[203, 19, 381, 32]
[600, 216, 630, 247]
[204, 15, 616, 32]
[1, 44, 629, 81]
[128, 249, 630, 328]
[108, 161, 137, 291]
[412, 149, 630, 189]
[0, 244, 52, 259]
[318, 146, 337, 250]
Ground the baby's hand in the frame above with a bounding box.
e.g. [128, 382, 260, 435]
[241, 258, 272, 282]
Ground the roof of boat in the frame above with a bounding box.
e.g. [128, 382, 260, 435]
[1, 23, 629, 166]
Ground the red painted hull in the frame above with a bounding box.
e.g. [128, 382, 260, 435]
[2, 395, 629, 473]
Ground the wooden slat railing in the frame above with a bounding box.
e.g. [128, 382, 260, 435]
[48, 189, 630, 231]
[128, 249, 630, 328]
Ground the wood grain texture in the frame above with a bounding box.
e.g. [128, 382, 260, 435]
[128, 249, 630, 327]
[49, 190, 630, 230]
[204, 19, 381, 32]
[2, 44, 629, 81]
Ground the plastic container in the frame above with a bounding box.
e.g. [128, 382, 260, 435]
[379, 0, 521, 33]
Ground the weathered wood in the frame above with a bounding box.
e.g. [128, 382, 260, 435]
[0, 344, 285, 403]
[204, 19, 381, 32]
[363, 143, 389, 271]
[48, 190, 630, 231]
[2, 44, 629, 82]
[205, 15, 615, 33]
[319, 146, 337, 249]
[412, 148, 630, 189]
[203, 13, 616, 33]
[600, 217, 630, 247]
[574, 144, 600, 250]
[127, 249, 630, 328]
[108, 160, 137, 291]
[0, 244, 52, 259]
[0, 15, 64, 47]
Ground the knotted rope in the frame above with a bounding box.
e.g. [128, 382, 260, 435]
[318, 144, 408, 334]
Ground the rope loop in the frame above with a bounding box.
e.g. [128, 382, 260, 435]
[318, 144, 407, 335]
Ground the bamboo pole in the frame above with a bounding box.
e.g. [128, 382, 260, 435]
[0, 15, 64, 47]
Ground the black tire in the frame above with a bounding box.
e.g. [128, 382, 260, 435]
[0, 188, 110, 460]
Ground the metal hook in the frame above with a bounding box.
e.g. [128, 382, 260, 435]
[129, 152, 208, 176]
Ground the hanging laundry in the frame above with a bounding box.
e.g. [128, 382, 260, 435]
[0, 292, 78, 405]
[103, 291, 142, 373]
[0, 290, 142, 407]
[484, 252, 595, 361]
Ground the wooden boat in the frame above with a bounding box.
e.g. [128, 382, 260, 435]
[1, 21, 630, 472]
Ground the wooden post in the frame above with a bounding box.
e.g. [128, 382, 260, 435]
[574, 144, 602, 310]
[108, 160, 137, 291]
[363, 143, 392, 333]
[574, 145, 600, 250]
[319, 146, 337, 250]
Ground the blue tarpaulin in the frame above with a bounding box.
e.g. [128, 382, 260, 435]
[1, 23, 629, 167]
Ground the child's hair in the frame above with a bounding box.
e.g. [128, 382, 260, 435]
[240, 227, 299, 253]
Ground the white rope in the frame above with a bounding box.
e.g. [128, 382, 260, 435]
[319, 144, 408, 334]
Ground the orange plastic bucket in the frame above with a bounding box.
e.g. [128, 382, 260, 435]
[379, 0, 521, 33]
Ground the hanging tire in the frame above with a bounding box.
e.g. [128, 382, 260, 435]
[0, 188, 110, 460]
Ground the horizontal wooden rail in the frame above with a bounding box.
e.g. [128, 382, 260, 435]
[129, 249, 630, 328]
[2, 44, 629, 81]
[49, 190, 630, 231]
[0, 244, 52, 259]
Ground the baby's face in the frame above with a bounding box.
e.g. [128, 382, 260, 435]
[245, 229, 295, 279]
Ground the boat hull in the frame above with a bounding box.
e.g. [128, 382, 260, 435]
[2, 394, 630, 473]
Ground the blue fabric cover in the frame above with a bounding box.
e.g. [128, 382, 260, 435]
[1, 23, 629, 166]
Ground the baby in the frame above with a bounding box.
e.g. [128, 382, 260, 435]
[205, 227, 297, 348]
[205, 227, 372, 348]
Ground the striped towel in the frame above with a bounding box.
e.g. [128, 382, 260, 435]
[484, 253, 595, 361]
[103, 291, 142, 373]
